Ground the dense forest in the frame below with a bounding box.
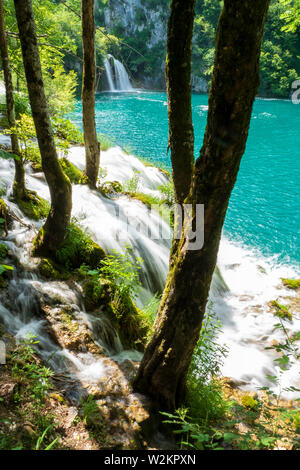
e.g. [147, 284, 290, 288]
[3, 0, 300, 100]
[0, 0, 299, 454]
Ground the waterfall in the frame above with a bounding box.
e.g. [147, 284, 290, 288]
[103, 55, 133, 92]
[104, 57, 116, 92]
[114, 59, 133, 91]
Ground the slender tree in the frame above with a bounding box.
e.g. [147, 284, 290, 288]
[134, 0, 270, 410]
[0, 0, 26, 200]
[14, 0, 72, 255]
[81, 0, 100, 188]
[166, 0, 195, 206]
[165, 0, 196, 264]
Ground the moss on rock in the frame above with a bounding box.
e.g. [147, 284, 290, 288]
[281, 278, 300, 290]
[59, 157, 87, 184]
[55, 222, 105, 270]
[82, 278, 111, 312]
[38, 258, 69, 280]
[106, 291, 147, 351]
[15, 191, 50, 220]
[99, 181, 123, 196]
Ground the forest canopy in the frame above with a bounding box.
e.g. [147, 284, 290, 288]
[2, 0, 300, 100]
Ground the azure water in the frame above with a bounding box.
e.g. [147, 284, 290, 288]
[70, 92, 300, 268]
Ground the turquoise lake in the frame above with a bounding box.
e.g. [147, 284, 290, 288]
[70, 91, 300, 268]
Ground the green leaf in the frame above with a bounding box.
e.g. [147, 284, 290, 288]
[0, 149, 20, 161]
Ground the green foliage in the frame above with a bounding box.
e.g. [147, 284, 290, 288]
[260, 40, 298, 96]
[35, 425, 58, 451]
[0, 264, 13, 276]
[280, 0, 300, 32]
[0, 335, 60, 450]
[138, 294, 160, 342]
[6, 0, 78, 116]
[123, 170, 141, 193]
[158, 181, 175, 207]
[0, 243, 8, 261]
[55, 220, 105, 270]
[13, 92, 31, 119]
[94, 246, 143, 300]
[115, 0, 299, 97]
[186, 311, 229, 421]
[270, 300, 293, 320]
[9, 114, 84, 171]
[52, 117, 83, 145]
[98, 166, 108, 182]
[98, 133, 115, 151]
[86, 247, 147, 348]
[11, 335, 54, 402]
[81, 395, 102, 428]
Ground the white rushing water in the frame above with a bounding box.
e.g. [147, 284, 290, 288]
[0, 146, 299, 399]
[103, 55, 133, 92]
[103, 57, 116, 92]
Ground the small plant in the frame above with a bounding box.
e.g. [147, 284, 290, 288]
[98, 166, 108, 182]
[269, 300, 292, 321]
[88, 245, 143, 300]
[81, 395, 101, 427]
[55, 219, 105, 270]
[35, 425, 58, 451]
[158, 181, 175, 207]
[123, 170, 141, 193]
[98, 134, 115, 151]
[11, 335, 54, 401]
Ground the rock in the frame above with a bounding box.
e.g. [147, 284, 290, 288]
[0, 380, 16, 402]
[65, 407, 79, 429]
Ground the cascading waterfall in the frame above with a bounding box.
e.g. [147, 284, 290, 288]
[0, 146, 299, 398]
[103, 54, 133, 92]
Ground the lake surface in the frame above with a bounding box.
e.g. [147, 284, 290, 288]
[70, 91, 300, 268]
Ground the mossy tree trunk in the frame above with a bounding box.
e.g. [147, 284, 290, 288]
[166, 0, 195, 206]
[134, 0, 270, 410]
[14, 0, 72, 255]
[0, 0, 26, 200]
[166, 0, 196, 265]
[81, 0, 100, 188]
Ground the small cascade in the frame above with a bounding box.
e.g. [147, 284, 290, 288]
[103, 54, 133, 92]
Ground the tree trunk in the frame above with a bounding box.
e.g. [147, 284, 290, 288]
[166, 0, 195, 205]
[14, 0, 72, 255]
[134, 0, 270, 410]
[0, 0, 26, 200]
[81, 0, 100, 188]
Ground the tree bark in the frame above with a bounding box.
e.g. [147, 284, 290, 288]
[166, 0, 195, 205]
[14, 0, 72, 255]
[81, 0, 100, 188]
[134, 0, 270, 410]
[0, 0, 26, 200]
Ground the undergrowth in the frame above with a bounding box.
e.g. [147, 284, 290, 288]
[162, 307, 300, 450]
